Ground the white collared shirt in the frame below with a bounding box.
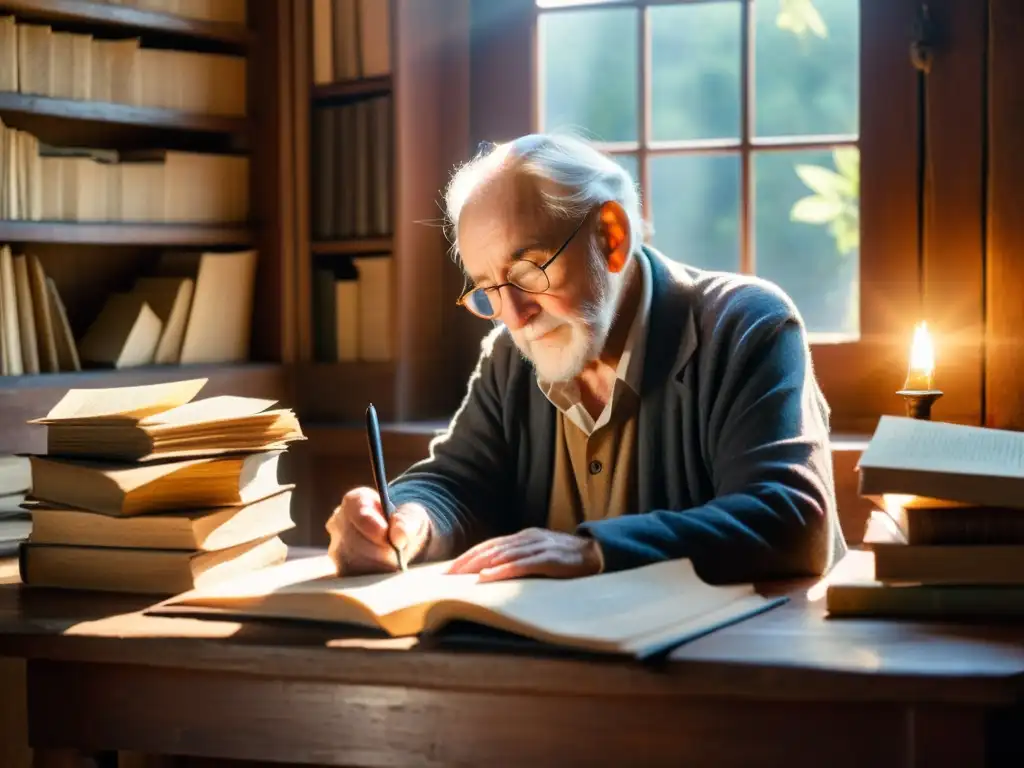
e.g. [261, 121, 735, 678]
[537, 252, 653, 435]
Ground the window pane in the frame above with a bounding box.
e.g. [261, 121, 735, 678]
[651, 2, 741, 142]
[755, 0, 859, 137]
[538, 8, 638, 141]
[754, 148, 860, 339]
[649, 154, 740, 272]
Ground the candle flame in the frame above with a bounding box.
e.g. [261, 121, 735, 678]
[902, 321, 935, 390]
[909, 322, 934, 375]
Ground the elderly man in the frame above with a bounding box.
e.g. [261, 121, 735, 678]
[326, 132, 846, 585]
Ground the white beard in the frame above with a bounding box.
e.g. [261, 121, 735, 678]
[510, 265, 622, 383]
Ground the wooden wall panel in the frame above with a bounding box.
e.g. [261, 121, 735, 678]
[921, 0, 986, 427]
[248, 0, 297, 365]
[985, 0, 1024, 429]
[392, 0, 472, 421]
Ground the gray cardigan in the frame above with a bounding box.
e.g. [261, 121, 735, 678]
[389, 246, 847, 584]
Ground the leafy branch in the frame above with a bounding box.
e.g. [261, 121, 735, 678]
[790, 147, 860, 256]
[776, 0, 828, 39]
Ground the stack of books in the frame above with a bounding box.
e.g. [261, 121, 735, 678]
[826, 416, 1024, 618]
[17, 378, 304, 595]
[0, 455, 31, 557]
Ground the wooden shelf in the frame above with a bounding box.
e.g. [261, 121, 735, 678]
[0, 92, 248, 136]
[0, 221, 253, 246]
[0, 0, 250, 50]
[0, 361, 283, 392]
[311, 238, 392, 256]
[312, 76, 392, 105]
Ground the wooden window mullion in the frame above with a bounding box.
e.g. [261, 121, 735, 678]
[739, 0, 753, 274]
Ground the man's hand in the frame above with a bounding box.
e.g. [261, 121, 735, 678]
[326, 487, 432, 575]
[447, 528, 602, 582]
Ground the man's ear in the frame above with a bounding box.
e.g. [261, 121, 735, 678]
[598, 200, 630, 273]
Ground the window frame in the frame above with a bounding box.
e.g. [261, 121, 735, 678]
[465, 0, 981, 434]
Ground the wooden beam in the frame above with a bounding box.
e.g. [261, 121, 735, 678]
[985, 0, 1024, 428]
[247, 0, 298, 365]
[920, 0, 986, 427]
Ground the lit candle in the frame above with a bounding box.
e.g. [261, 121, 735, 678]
[902, 321, 935, 391]
[897, 321, 942, 420]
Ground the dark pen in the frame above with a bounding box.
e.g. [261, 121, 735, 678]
[366, 403, 407, 572]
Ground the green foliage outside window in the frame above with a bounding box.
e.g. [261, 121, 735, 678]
[781, 0, 860, 258]
[791, 146, 859, 256]
[777, 0, 829, 39]
[540, 0, 860, 335]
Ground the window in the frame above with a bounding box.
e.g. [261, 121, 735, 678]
[467, 0, 925, 432]
[537, 0, 860, 340]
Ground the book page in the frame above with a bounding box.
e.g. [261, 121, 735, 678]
[860, 416, 1024, 479]
[139, 396, 278, 427]
[169, 556, 468, 613]
[157, 555, 761, 652]
[31, 378, 208, 423]
[415, 559, 757, 647]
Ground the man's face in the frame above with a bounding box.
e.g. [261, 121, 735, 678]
[457, 168, 620, 382]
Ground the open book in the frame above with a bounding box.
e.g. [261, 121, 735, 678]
[857, 416, 1024, 508]
[151, 555, 787, 659]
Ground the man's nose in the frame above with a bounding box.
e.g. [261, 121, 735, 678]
[498, 287, 537, 330]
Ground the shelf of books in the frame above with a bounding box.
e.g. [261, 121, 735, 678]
[0, 0, 294, 448]
[297, 0, 471, 426]
[0, 0, 251, 49]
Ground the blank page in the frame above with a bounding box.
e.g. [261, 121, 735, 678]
[139, 396, 278, 427]
[32, 379, 208, 423]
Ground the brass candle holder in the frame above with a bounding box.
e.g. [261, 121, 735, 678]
[896, 386, 943, 420]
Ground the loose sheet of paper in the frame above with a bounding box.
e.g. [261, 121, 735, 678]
[33, 379, 208, 423]
[139, 396, 279, 426]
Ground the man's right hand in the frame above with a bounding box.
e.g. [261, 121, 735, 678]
[326, 487, 432, 575]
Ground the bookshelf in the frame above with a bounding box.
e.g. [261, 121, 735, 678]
[0, 0, 478, 544]
[0, 0, 296, 455]
[0, 0, 251, 49]
[286, 0, 472, 543]
[293, 0, 471, 425]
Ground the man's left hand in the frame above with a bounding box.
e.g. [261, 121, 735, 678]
[446, 528, 602, 582]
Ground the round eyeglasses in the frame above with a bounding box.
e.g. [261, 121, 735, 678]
[455, 215, 588, 320]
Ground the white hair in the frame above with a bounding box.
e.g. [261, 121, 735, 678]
[443, 132, 648, 261]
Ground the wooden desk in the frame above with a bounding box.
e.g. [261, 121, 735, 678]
[2, 550, 1024, 768]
